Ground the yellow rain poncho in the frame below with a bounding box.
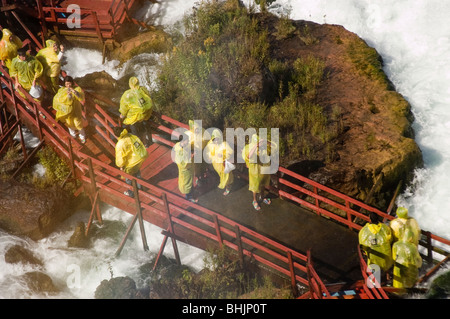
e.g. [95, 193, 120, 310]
[9, 54, 43, 99]
[173, 141, 194, 195]
[392, 228, 423, 289]
[188, 120, 208, 177]
[119, 77, 153, 125]
[390, 207, 421, 246]
[358, 222, 393, 272]
[188, 120, 208, 152]
[242, 134, 275, 193]
[205, 129, 234, 189]
[36, 40, 62, 93]
[52, 85, 85, 131]
[0, 29, 23, 69]
[115, 129, 149, 175]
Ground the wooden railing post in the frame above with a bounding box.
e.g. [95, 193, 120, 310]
[235, 225, 244, 269]
[213, 214, 223, 248]
[425, 231, 433, 263]
[287, 251, 299, 298]
[36, 0, 48, 46]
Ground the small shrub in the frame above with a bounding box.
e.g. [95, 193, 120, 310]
[273, 14, 296, 40]
[37, 145, 71, 185]
[299, 24, 319, 45]
[292, 55, 325, 97]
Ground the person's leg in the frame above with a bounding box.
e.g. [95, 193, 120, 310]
[252, 192, 261, 211]
[261, 187, 271, 205]
[78, 128, 86, 143]
[68, 127, 77, 138]
[124, 177, 134, 197]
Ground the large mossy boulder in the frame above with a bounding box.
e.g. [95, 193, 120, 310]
[110, 29, 172, 63]
[426, 270, 450, 299]
[95, 276, 143, 299]
[0, 180, 77, 240]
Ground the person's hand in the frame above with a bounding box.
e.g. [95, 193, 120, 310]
[60, 44, 65, 53]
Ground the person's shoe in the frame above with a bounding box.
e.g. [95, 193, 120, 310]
[124, 190, 134, 197]
[252, 200, 261, 211]
[223, 188, 230, 196]
[79, 137, 86, 144]
[189, 198, 198, 203]
[263, 197, 271, 205]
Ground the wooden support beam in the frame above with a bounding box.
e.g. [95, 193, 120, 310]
[0, 4, 18, 12]
[85, 190, 100, 236]
[114, 179, 149, 257]
[11, 139, 45, 179]
[162, 193, 181, 265]
[132, 178, 149, 251]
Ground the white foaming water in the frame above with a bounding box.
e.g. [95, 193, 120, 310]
[2, 0, 450, 298]
[0, 206, 206, 298]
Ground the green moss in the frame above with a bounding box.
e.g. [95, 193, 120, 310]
[36, 145, 71, 186]
[346, 39, 389, 87]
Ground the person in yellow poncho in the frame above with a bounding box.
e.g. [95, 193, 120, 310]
[119, 77, 153, 147]
[241, 134, 277, 211]
[0, 29, 23, 70]
[390, 206, 421, 246]
[36, 39, 65, 94]
[9, 48, 44, 101]
[205, 129, 234, 196]
[52, 76, 86, 143]
[188, 120, 209, 186]
[173, 134, 197, 203]
[113, 126, 149, 197]
[392, 227, 423, 290]
[359, 212, 393, 277]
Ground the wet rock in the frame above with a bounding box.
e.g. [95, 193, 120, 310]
[23, 271, 59, 294]
[94, 276, 142, 299]
[68, 222, 89, 248]
[0, 180, 76, 240]
[110, 29, 172, 63]
[5, 244, 43, 266]
[426, 270, 450, 299]
[74, 71, 121, 103]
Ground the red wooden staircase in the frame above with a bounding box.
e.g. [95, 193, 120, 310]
[2, 0, 156, 61]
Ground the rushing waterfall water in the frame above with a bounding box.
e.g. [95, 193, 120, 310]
[1, 0, 449, 298]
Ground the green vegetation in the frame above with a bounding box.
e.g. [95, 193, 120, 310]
[33, 145, 72, 189]
[254, 0, 276, 11]
[273, 13, 296, 40]
[153, 0, 337, 164]
[153, 246, 293, 299]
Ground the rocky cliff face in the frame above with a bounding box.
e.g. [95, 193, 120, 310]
[271, 19, 423, 209]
